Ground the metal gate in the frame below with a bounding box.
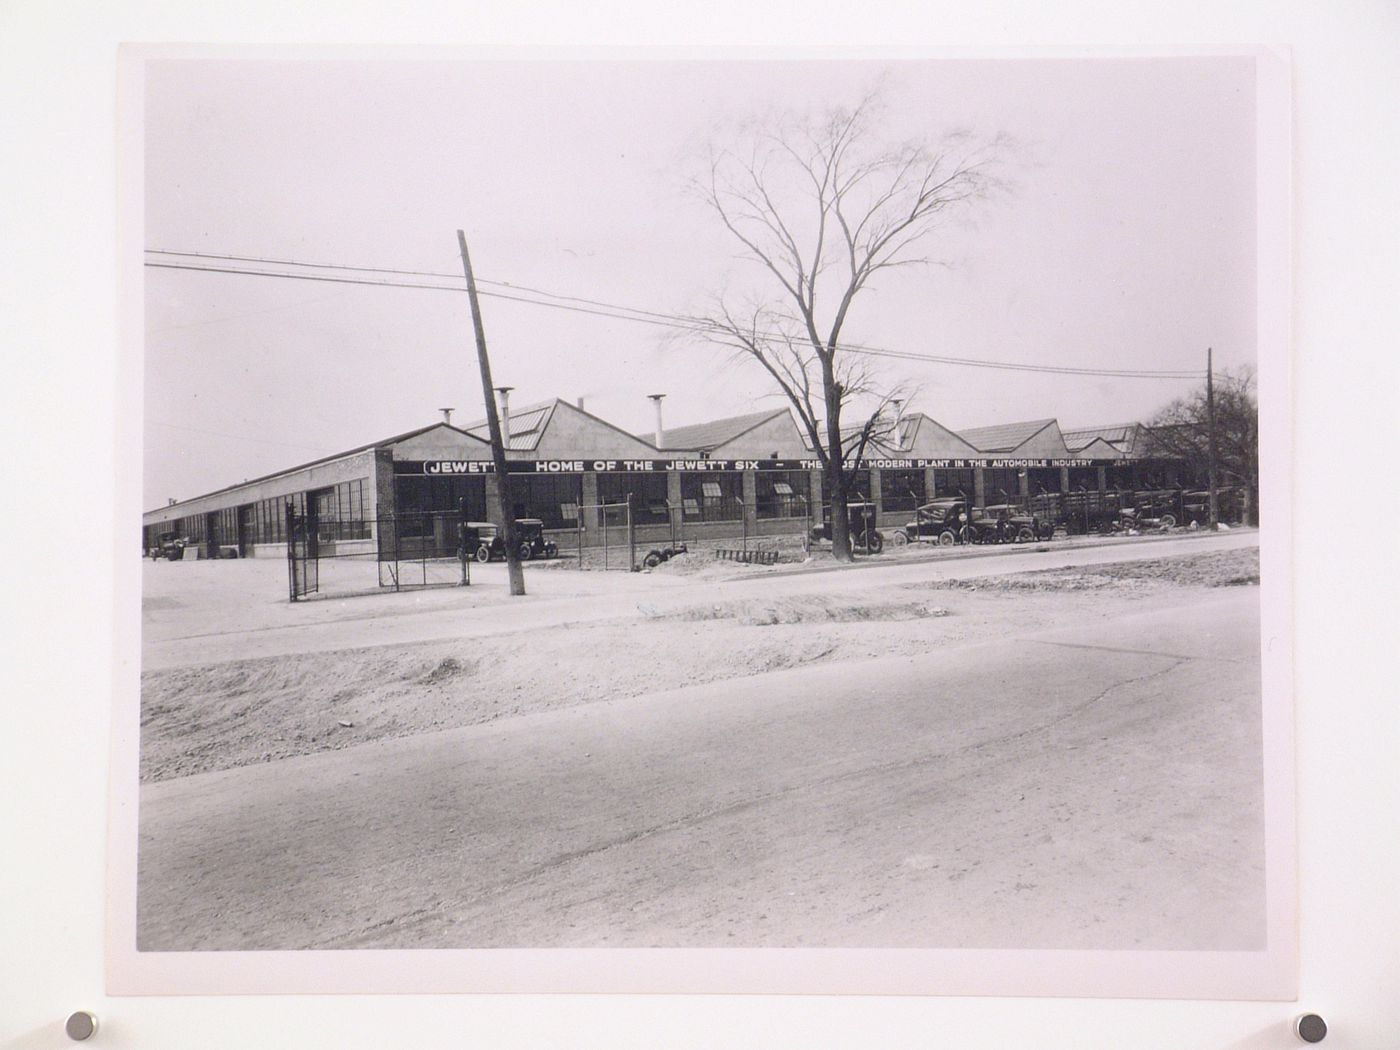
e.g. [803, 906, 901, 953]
[286, 506, 318, 601]
[572, 499, 635, 570]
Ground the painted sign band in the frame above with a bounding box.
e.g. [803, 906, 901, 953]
[398, 457, 1135, 476]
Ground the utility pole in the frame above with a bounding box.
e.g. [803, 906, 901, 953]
[456, 229, 525, 596]
[1206, 347, 1219, 531]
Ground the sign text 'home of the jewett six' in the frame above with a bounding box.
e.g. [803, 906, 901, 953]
[404, 457, 1133, 476]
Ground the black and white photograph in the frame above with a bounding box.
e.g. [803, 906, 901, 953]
[113, 49, 1293, 996]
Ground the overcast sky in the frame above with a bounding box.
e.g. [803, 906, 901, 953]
[142, 55, 1258, 507]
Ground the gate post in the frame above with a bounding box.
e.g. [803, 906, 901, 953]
[627, 493, 637, 570]
[286, 502, 298, 602]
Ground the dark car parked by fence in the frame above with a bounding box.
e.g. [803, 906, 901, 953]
[890, 498, 971, 547]
[808, 501, 884, 554]
[466, 518, 560, 563]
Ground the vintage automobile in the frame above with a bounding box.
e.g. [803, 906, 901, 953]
[1181, 487, 1242, 527]
[968, 504, 1055, 544]
[1127, 490, 1181, 529]
[890, 498, 971, 547]
[149, 532, 187, 560]
[1061, 489, 1132, 535]
[513, 518, 558, 560]
[807, 501, 884, 554]
[465, 518, 559, 563]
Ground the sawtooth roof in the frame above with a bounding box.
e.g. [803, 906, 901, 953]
[655, 409, 789, 452]
[465, 397, 661, 452]
[464, 400, 558, 451]
[1063, 423, 1140, 452]
[958, 418, 1058, 453]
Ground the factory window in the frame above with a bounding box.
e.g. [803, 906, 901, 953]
[597, 472, 670, 525]
[984, 469, 1020, 505]
[932, 469, 975, 499]
[679, 472, 741, 521]
[843, 468, 872, 502]
[1105, 465, 1136, 492]
[512, 474, 581, 530]
[1027, 467, 1061, 497]
[394, 476, 487, 537]
[1067, 466, 1099, 492]
[878, 469, 925, 515]
[756, 471, 810, 519]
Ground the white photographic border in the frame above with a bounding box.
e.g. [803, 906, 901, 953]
[104, 43, 1296, 1001]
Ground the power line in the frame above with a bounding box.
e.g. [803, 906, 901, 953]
[143, 252, 1206, 380]
[146, 248, 696, 326]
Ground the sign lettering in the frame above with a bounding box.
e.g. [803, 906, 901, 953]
[401, 455, 1136, 476]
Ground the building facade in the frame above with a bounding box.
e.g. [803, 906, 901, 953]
[142, 398, 1197, 558]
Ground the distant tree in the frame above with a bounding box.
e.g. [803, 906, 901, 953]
[687, 94, 1007, 560]
[1147, 367, 1259, 525]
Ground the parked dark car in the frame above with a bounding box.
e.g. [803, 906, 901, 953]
[513, 518, 558, 560]
[968, 504, 1055, 544]
[1061, 490, 1132, 535]
[892, 498, 970, 546]
[808, 501, 883, 554]
[1182, 487, 1242, 527]
[149, 532, 187, 560]
[468, 518, 560, 563]
[1128, 489, 1182, 529]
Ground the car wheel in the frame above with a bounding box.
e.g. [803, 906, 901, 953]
[891, 529, 909, 547]
[475, 544, 492, 563]
[1017, 525, 1035, 543]
[518, 543, 534, 561]
[643, 551, 662, 569]
[866, 531, 884, 554]
[544, 543, 558, 558]
[938, 530, 956, 546]
[1159, 513, 1176, 529]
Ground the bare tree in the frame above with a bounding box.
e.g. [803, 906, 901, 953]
[688, 94, 1006, 559]
[1147, 366, 1259, 525]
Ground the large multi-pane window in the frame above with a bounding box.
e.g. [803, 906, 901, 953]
[1137, 463, 1187, 490]
[755, 471, 810, 519]
[843, 468, 873, 502]
[878, 469, 925, 514]
[679, 472, 742, 521]
[984, 468, 1020, 504]
[597, 472, 669, 525]
[310, 479, 371, 541]
[252, 498, 286, 544]
[1026, 467, 1061, 497]
[1105, 464, 1136, 491]
[1067, 466, 1099, 492]
[510, 474, 581, 530]
[337, 479, 370, 535]
[394, 475, 487, 537]
[932, 468, 975, 499]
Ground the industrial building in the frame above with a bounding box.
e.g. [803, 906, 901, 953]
[141, 395, 1194, 559]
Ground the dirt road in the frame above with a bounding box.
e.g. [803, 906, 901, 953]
[138, 588, 1262, 952]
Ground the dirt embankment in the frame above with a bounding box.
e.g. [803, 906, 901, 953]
[141, 548, 1259, 784]
[918, 548, 1260, 592]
